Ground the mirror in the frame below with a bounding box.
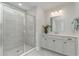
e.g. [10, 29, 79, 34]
[50, 16, 64, 34]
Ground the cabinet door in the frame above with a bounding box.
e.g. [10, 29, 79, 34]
[47, 37, 55, 51]
[54, 38, 64, 53]
[41, 37, 48, 48]
[63, 41, 76, 56]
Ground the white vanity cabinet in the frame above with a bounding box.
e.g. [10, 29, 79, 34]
[47, 36, 64, 54]
[63, 38, 77, 56]
[47, 36, 55, 51]
[54, 38, 64, 54]
[41, 36, 49, 49]
[40, 34, 78, 56]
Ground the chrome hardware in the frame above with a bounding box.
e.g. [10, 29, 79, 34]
[17, 50, 20, 53]
[45, 38, 46, 40]
[53, 40, 55, 42]
[68, 38, 72, 40]
[64, 42, 67, 44]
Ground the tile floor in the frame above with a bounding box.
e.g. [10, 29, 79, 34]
[25, 48, 63, 56]
[3, 44, 33, 56]
[24, 44, 33, 52]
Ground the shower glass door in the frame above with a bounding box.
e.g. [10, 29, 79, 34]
[0, 3, 3, 56]
[24, 14, 36, 52]
[0, 3, 36, 56]
[3, 5, 24, 56]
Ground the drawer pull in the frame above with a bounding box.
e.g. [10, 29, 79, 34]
[53, 40, 55, 42]
[64, 42, 67, 44]
[45, 38, 46, 40]
[68, 38, 72, 40]
[17, 50, 20, 53]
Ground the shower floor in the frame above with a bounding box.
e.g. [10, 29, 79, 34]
[4, 45, 24, 56]
[25, 48, 62, 56]
[3, 44, 33, 56]
[24, 44, 33, 52]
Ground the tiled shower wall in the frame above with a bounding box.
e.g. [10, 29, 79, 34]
[0, 3, 3, 56]
[0, 3, 36, 56]
[24, 14, 36, 47]
[3, 5, 24, 56]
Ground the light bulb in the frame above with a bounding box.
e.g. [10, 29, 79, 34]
[54, 11, 59, 16]
[59, 10, 63, 13]
[59, 10, 63, 15]
[18, 3, 22, 6]
[51, 12, 54, 16]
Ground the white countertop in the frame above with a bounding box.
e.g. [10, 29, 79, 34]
[47, 32, 79, 38]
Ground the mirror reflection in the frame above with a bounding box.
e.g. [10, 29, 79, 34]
[50, 16, 64, 34]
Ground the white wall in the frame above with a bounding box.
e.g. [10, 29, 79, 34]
[0, 3, 3, 56]
[26, 8, 37, 16]
[25, 6, 46, 50]
[36, 7, 46, 50]
[45, 3, 79, 35]
[61, 3, 76, 34]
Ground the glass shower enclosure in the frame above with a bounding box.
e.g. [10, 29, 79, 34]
[0, 3, 36, 56]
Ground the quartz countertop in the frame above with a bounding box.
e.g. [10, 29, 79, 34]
[47, 32, 79, 38]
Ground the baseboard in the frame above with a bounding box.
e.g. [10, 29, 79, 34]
[20, 47, 36, 56]
[41, 47, 66, 56]
[36, 47, 41, 51]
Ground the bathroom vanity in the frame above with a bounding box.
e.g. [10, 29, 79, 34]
[40, 33, 79, 56]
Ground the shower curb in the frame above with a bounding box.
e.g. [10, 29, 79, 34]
[20, 47, 36, 56]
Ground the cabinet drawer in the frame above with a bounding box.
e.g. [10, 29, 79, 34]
[63, 41, 76, 56]
[65, 37, 77, 42]
[47, 35, 66, 40]
[40, 38, 48, 48]
[42, 35, 77, 56]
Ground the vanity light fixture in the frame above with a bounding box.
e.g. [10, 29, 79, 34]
[59, 10, 63, 13]
[59, 10, 63, 15]
[54, 11, 58, 16]
[51, 12, 55, 16]
[18, 3, 22, 6]
[51, 10, 63, 17]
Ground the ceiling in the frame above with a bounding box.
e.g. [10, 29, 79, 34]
[3, 2, 74, 11]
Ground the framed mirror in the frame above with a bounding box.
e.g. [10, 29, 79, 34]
[50, 16, 64, 34]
